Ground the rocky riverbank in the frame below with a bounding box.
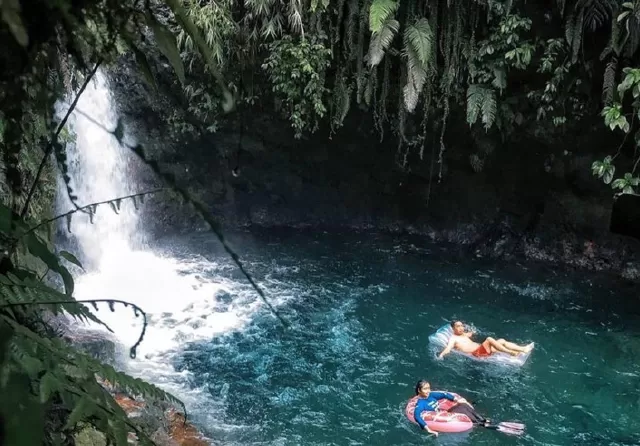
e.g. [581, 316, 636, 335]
[66, 328, 212, 446]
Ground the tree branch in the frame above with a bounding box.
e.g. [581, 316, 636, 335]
[18, 189, 164, 241]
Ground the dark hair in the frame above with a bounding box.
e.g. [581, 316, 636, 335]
[415, 380, 430, 395]
[450, 320, 460, 329]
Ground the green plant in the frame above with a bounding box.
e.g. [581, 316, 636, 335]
[0, 198, 184, 445]
[262, 34, 333, 137]
[593, 66, 640, 194]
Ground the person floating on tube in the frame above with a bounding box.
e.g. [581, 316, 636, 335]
[412, 380, 525, 436]
[438, 320, 534, 359]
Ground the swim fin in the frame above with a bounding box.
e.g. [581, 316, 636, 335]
[497, 422, 525, 430]
[496, 425, 525, 436]
[485, 422, 525, 436]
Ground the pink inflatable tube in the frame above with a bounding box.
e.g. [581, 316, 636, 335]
[404, 393, 474, 433]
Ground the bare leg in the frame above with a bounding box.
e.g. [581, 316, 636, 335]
[485, 337, 520, 356]
[499, 339, 534, 353]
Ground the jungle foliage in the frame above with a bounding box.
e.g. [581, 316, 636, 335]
[1, 0, 640, 444]
[0, 0, 235, 444]
[165, 0, 640, 190]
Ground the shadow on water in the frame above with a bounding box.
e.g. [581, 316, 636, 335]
[155, 229, 640, 446]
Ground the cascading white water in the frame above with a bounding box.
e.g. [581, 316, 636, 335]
[54, 70, 293, 427]
[56, 71, 141, 263]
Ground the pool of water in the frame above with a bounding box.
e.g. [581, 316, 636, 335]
[156, 229, 640, 445]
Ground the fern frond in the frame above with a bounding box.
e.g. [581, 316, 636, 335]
[2, 317, 165, 445]
[0, 276, 112, 332]
[245, 0, 275, 17]
[367, 18, 399, 66]
[467, 84, 496, 130]
[401, 18, 433, 112]
[467, 84, 483, 126]
[480, 88, 497, 131]
[403, 48, 427, 112]
[287, 0, 304, 35]
[4, 315, 185, 412]
[575, 0, 616, 31]
[369, 0, 398, 33]
[404, 18, 433, 66]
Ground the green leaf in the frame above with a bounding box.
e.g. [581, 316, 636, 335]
[39, 372, 60, 403]
[492, 68, 507, 91]
[112, 421, 130, 446]
[620, 117, 631, 133]
[19, 355, 44, 378]
[1, 0, 29, 47]
[59, 250, 84, 271]
[367, 18, 399, 66]
[0, 372, 44, 445]
[369, 0, 398, 33]
[467, 84, 483, 126]
[603, 165, 615, 184]
[64, 395, 94, 430]
[222, 89, 235, 113]
[0, 322, 12, 367]
[403, 18, 433, 66]
[163, 0, 234, 112]
[0, 202, 15, 235]
[145, 13, 185, 84]
[25, 233, 75, 295]
[612, 178, 625, 189]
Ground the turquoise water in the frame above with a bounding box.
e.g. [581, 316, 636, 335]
[160, 229, 640, 446]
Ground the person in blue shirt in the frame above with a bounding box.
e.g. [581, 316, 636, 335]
[413, 380, 489, 437]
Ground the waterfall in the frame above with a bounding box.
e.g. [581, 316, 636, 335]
[53, 70, 288, 431]
[55, 71, 142, 269]
[53, 69, 227, 351]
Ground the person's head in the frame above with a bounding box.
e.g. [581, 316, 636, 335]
[451, 320, 465, 335]
[415, 380, 431, 397]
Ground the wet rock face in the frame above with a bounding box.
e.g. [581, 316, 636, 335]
[106, 63, 640, 282]
[112, 393, 211, 445]
[63, 327, 117, 364]
[65, 326, 212, 445]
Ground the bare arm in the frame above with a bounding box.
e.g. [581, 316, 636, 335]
[438, 337, 456, 359]
[464, 331, 475, 338]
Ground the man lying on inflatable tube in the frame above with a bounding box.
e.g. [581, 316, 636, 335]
[438, 320, 534, 359]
